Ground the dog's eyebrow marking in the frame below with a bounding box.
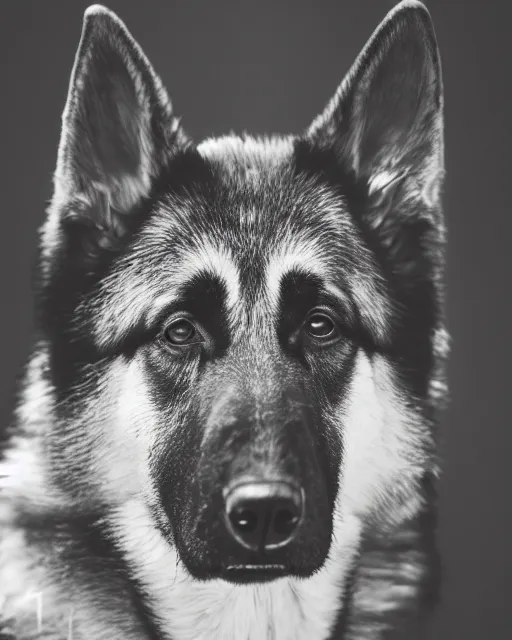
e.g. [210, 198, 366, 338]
[176, 239, 241, 316]
[91, 238, 242, 350]
[265, 239, 391, 345]
[145, 293, 181, 326]
[145, 241, 241, 326]
[321, 283, 353, 307]
[265, 240, 331, 312]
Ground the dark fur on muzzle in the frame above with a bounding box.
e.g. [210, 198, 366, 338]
[155, 348, 341, 583]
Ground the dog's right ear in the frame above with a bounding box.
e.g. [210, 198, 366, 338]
[45, 5, 188, 258]
[302, 1, 444, 287]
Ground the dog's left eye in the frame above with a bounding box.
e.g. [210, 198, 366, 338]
[304, 313, 337, 340]
[163, 318, 203, 346]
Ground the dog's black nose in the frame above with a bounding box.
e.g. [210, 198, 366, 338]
[223, 481, 304, 551]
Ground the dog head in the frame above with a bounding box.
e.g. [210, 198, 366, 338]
[33, 1, 447, 584]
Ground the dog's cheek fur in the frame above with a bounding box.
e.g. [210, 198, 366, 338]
[82, 349, 202, 520]
[85, 356, 157, 507]
[335, 351, 435, 529]
[0, 354, 166, 639]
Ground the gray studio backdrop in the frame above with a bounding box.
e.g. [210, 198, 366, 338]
[0, 1, 509, 639]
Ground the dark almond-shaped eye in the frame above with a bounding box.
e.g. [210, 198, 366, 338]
[304, 313, 336, 339]
[163, 318, 203, 346]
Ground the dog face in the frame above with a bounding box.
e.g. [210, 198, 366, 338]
[36, 1, 446, 585]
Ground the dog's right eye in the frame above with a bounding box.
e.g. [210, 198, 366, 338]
[163, 318, 203, 347]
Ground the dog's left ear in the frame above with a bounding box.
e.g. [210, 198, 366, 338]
[306, 1, 444, 260]
[48, 5, 188, 256]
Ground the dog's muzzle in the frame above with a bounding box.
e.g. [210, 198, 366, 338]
[161, 375, 337, 584]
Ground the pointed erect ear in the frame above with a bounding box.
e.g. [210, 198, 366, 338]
[51, 5, 188, 246]
[306, 1, 444, 220]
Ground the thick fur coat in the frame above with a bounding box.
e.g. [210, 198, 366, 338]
[0, 2, 448, 639]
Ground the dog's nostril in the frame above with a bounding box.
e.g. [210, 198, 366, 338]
[224, 481, 304, 551]
[230, 507, 259, 533]
[274, 507, 299, 536]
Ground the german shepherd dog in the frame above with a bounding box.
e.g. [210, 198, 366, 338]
[0, 1, 449, 638]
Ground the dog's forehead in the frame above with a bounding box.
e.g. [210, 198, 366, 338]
[160, 136, 346, 236]
[135, 136, 349, 290]
[153, 136, 355, 262]
[88, 136, 391, 349]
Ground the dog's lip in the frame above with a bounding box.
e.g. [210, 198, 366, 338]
[226, 564, 286, 571]
[222, 564, 287, 584]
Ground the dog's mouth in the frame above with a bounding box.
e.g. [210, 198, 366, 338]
[222, 564, 287, 584]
